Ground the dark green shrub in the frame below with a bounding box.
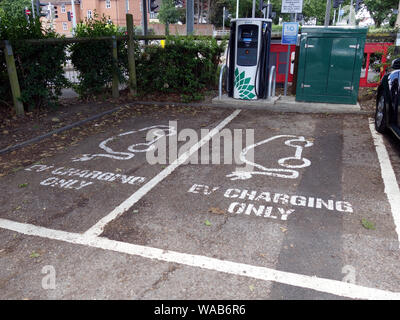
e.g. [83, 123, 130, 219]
[69, 13, 129, 98]
[135, 36, 226, 100]
[0, 14, 68, 111]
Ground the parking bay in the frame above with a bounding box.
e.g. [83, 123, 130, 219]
[1, 107, 400, 298]
[0, 107, 234, 233]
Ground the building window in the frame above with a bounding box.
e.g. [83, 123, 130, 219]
[87, 10, 92, 19]
[126, 0, 129, 12]
[62, 22, 68, 30]
[106, 0, 111, 9]
[61, 4, 66, 13]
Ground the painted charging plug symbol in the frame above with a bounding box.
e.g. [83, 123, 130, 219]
[71, 125, 176, 162]
[226, 134, 313, 180]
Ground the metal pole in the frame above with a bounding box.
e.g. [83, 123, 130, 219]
[324, 0, 331, 26]
[252, 0, 256, 18]
[350, 0, 354, 25]
[24, 7, 29, 22]
[71, 0, 77, 35]
[142, 0, 148, 37]
[31, 0, 36, 18]
[223, 7, 225, 32]
[48, 2, 53, 30]
[236, 0, 239, 18]
[186, 0, 194, 34]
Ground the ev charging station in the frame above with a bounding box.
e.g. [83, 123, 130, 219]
[227, 18, 272, 100]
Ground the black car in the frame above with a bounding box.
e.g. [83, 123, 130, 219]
[375, 58, 400, 139]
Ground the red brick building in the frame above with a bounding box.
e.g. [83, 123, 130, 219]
[45, 0, 213, 36]
[47, 0, 150, 35]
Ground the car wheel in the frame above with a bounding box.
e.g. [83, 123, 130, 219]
[375, 94, 387, 133]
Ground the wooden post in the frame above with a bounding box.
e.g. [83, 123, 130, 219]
[126, 14, 137, 96]
[111, 36, 119, 99]
[3, 41, 24, 116]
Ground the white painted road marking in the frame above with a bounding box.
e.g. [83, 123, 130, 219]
[226, 135, 313, 180]
[72, 125, 177, 162]
[0, 217, 399, 300]
[369, 119, 400, 249]
[84, 109, 242, 237]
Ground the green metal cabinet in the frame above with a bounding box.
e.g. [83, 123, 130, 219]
[295, 27, 367, 105]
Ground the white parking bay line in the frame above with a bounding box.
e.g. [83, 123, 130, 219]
[84, 109, 241, 238]
[0, 217, 399, 299]
[369, 119, 400, 248]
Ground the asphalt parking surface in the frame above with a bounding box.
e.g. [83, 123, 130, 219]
[1, 105, 400, 300]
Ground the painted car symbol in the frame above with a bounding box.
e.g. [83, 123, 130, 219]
[226, 134, 313, 180]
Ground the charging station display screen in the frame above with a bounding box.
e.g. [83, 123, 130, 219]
[237, 25, 259, 66]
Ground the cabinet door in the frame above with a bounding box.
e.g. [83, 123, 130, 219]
[327, 38, 358, 97]
[302, 37, 331, 95]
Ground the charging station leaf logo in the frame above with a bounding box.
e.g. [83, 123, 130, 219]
[235, 68, 255, 99]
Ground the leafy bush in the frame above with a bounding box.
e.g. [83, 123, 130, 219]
[135, 36, 225, 100]
[0, 14, 68, 111]
[69, 13, 130, 98]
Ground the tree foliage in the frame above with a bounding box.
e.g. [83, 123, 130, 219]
[0, 0, 31, 20]
[209, 0, 400, 27]
[69, 13, 128, 98]
[0, 11, 68, 111]
[363, 0, 398, 28]
[157, 0, 184, 34]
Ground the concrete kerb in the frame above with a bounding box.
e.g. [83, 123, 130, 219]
[212, 94, 368, 114]
[0, 98, 373, 156]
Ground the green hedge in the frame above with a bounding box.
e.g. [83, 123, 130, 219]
[69, 14, 129, 98]
[0, 14, 68, 111]
[135, 36, 225, 100]
[1, 13, 226, 111]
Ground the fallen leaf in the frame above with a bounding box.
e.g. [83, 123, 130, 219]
[204, 219, 211, 226]
[209, 207, 225, 215]
[361, 218, 375, 230]
[280, 227, 288, 233]
[29, 251, 40, 258]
